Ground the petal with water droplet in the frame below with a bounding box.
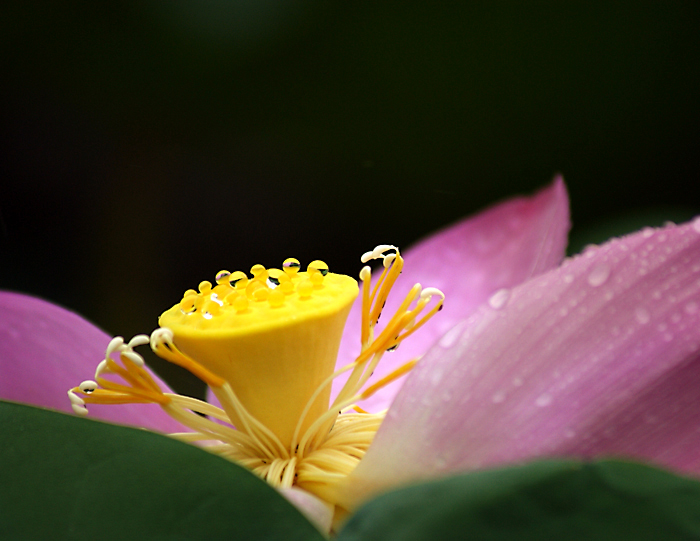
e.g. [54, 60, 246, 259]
[335, 177, 571, 410]
[336, 218, 700, 510]
[0, 291, 182, 433]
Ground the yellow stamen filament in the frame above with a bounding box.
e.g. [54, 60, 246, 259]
[359, 358, 419, 400]
[67, 246, 444, 518]
[150, 331, 225, 388]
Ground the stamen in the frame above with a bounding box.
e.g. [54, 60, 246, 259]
[150, 328, 225, 388]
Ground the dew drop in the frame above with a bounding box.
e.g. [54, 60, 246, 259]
[512, 377, 523, 386]
[641, 227, 655, 238]
[634, 307, 650, 324]
[564, 428, 576, 439]
[430, 368, 444, 386]
[535, 393, 553, 407]
[685, 301, 699, 315]
[692, 217, 700, 233]
[491, 390, 506, 404]
[587, 264, 611, 287]
[439, 322, 464, 348]
[488, 288, 510, 310]
[563, 274, 575, 284]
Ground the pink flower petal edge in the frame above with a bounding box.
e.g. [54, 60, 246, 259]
[337, 217, 700, 510]
[0, 291, 181, 433]
[278, 487, 333, 534]
[334, 177, 571, 411]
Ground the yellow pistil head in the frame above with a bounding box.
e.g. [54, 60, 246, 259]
[159, 261, 358, 448]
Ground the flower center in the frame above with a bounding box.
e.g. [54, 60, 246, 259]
[68, 246, 443, 508]
[159, 259, 359, 449]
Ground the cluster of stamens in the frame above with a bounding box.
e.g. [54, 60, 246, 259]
[68, 246, 444, 513]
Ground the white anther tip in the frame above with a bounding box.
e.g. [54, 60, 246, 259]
[71, 403, 89, 416]
[361, 251, 374, 263]
[128, 334, 150, 348]
[68, 390, 85, 406]
[359, 266, 372, 281]
[420, 287, 445, 300]
[79, 380, 98, 393]
[122, 351, 145, 366]
[373, 244, 393, 255]
[150, 327, 174, 350]
[95, 359, 109, 378]
[383, 254, 396, 268]
[106, 336, 125, 357]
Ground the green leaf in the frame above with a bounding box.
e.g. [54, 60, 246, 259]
[338, 459, 700, 541]
[0, 401, 326, 541]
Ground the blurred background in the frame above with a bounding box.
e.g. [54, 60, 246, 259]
[2, 2, 699, 396]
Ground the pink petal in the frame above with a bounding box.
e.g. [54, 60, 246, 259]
[278, 487, 333, 534]
[338, 218, 700, 509]
[334, 177, 570, 410]
[0, 291, 182, 432]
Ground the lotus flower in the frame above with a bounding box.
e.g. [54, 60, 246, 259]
[3, 178, 700, 533]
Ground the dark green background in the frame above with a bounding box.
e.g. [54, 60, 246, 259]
[2, 2, 699, 394]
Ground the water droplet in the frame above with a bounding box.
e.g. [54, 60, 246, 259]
[512, 377, 523, 386]
[663, 332, 674, 342]
[564, 428, 576, 438]
[488, 288, 510, 310]
[641, 227, 655, 238]
[430, 368, 444, 386]
[692, 217, 700, 233]
[439, 321, 464, 348]
[635, 307, 650, 324]
[491, 390, 506, 403]
[587, 264, 611, 287]
[563, 274, 575, 284]
[685, 301, 698, 315]
[535, 393, 553, 407]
